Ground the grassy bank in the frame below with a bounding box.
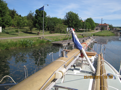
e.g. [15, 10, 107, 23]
[0, 29, 115, 51]
[0, 38, 50, 51]
[93, 30, 115, 36]
[0, 35, 74, 51]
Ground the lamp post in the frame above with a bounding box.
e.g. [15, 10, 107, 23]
[43, 4, 49, 37]
[101, 18, 103, 31]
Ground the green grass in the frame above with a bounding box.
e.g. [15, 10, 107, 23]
[0, 38, 50, 51]
[93, 30, 115, 36]
[0, 27, 62, 38]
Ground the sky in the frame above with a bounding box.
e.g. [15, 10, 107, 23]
[4, 0, 121, 27]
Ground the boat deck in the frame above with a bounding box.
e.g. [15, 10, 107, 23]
[52, 59, 93, 90]
[104, 61, 121, 90]
[51, 58, 121, 90]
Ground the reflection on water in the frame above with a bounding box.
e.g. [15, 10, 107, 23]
[0, 36, 121, 89]
[93, 36, 121, 71]
[0, 44, 64, 90]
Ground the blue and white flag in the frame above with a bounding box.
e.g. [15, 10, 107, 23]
[38, 6, 44, 11]
[71, 28, 82, 50]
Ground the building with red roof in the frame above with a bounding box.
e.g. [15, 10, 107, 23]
[95, 23, 109, 30]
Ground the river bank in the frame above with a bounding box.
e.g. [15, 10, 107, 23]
[0, 30, 115, 51]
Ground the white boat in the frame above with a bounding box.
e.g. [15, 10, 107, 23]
[8, 28, 121, 90]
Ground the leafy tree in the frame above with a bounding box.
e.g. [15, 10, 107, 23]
[13, 15, 23, 33]
[54, 24, 67, 33]
[0, 0, 12, 29]
[22, 16, 28, 27]
[64, 11, 81, 31]
[85, 22, 91, 31]
[9, 9, 18, 19]
[95, 23, 98, 27]
[34, 10, 47, 33]
[27, 11, 34, 32]
[109, 24, 113, 30]
[101, 27, 104, 30]
[85, 18, 96, 30]
[46, 16, 54, 31]
[46, 17, 63, 32]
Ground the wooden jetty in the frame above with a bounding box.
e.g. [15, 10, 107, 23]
[52, 37, 92, 46]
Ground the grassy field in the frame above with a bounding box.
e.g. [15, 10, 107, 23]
[0, 27, 62, 38]
[93, 30, 115, 36]
[0, 27, 95, 38]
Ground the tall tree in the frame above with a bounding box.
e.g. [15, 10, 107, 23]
[46, 16, 54, 31]
[9, 9, 18, 19]
[85, 18, 96, 30]
[27, 11, 34, 32]
[34, 10, 47, 33]
[64, 11, 81, 31]
[46, 17, 63, 32]
[0, 0, 11, 29]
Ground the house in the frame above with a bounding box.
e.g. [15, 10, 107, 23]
[0, 26, 2, 33]
[95, 23, 109, 30]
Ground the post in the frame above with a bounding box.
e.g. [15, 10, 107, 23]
[43, 6, 44, 37]
[81, 48, 95, 73]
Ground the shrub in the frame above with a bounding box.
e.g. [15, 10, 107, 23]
[54, 24, 67, 33]
[15, 30, 19, 32]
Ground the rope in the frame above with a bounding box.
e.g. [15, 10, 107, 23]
[55, 60, 66, 62]
[0, 75, 16, 84]
[85, 43, 105, 60]
[82, 43, 88, 49]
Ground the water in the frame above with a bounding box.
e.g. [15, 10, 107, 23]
[93, 36, 121, 71]
[0, 36, 121, 89]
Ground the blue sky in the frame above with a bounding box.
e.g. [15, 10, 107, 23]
[5, 0, 121, 27]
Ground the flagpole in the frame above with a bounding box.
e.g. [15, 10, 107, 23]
[43, 6, 44, 37]
[43, 4, 49, 37]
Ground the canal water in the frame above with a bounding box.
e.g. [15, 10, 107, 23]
[0, 36, 121, 90]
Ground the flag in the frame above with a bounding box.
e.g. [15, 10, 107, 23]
[38, 6, 44, 11]
[71, 28, 82, 50]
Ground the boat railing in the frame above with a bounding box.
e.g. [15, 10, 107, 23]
[54, 85, 78, 90]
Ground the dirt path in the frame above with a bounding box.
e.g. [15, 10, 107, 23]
[0, 30, 100, 40]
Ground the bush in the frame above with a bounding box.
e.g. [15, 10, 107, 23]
[15, 30, 19, 32]
[54, 24, 67, 33]
[19, 39, 33, 47]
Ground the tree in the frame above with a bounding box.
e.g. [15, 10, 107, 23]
[27, 11, 34, 32]
[34, 10, 47, 33]
[64, 11, 81, 31]
[46, 17, 63, 32]
[85, 18, 96, 30]
[101, 27, 104, 30]
[109, 24, 113, 30]
[9, 9, 18, 19]
[13, 15, 23, 33]
[22, 16, 28, 27]
[0, 0, 12, 29]
[46, 16, 54, 31]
